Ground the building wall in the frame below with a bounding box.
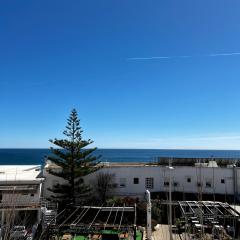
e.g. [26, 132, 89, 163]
[42, 167, 68, 199]
[84, 166, 234, 196]
[1, 183, 42, 206]
[2, 191, 39, 205]
[43, 163, 239, 199]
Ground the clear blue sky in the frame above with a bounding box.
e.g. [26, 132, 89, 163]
[1, 1, 240, 149]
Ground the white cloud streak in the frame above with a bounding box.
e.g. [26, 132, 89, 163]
[127, 52, 240, 61]
[96, 134, 240, 150]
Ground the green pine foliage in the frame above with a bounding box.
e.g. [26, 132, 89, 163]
[47, 109, 100, 206]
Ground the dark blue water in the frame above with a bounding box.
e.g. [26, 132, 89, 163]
[0, 149, 240, 165]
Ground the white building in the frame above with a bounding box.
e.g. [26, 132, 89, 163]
[43, 159, 240, 201]
[0, 165, 44, 226]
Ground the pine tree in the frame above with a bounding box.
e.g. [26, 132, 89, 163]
[47, 109, 100, 206]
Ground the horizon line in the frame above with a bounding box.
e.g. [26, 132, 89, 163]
[1, 147, 240, 151]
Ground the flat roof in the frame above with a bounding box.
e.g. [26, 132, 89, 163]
[0, 165, 42, 182]
[44, 159, 239, 169]
[98, 162, 154, 167]
[45, 160, 155, 169]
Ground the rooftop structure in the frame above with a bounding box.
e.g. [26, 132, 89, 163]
[179, 201, 240, 218]
[0, 165, 44, 239]
[177, 201, 240, 239]
[44, 205, 142, 240]
[0, 165, 43, 208]
[0, 165, 42, 182]
[156, 157, 240, 167]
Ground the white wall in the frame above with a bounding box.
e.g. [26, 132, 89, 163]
[42, 166, 68, 199]
[84, 166, 235, 196]
[43, 164, 239, 199]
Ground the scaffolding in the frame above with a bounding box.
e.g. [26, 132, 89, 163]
[45, 205, 140, 240]
[179, 201, 240, 219]
[178, 201, 240, 239]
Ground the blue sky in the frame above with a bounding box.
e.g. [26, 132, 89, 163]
[1, 1, 240, 149]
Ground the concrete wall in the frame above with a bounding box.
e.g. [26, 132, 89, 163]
[43, 163, 239, 199]
[84, 166, 234, 196]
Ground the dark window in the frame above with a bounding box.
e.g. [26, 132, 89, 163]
[206, 182, 211, 188]
[164, 182, 169, 186]
[221, 179, 225, 184]
[197, 182, 202, 187]
[119, 178, 126, 188]
[133, 178, 139, 184]
[145, 178, 154, 189]
[187, 178, 191, 183]
[173, 182, 178, 187]
[30, 193, 34, 197]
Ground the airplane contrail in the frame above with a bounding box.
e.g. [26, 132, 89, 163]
[127, 52, 240, 61]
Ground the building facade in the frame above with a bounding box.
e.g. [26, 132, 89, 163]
[43, 159, 240, 201]
[0, 165, 44, 229]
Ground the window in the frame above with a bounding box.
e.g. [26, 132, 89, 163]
[221, 179, 225, 184]
[133, 178, 139, 184]
[197, 182, 202, 187]
[173, 182, 179, 187]
[119, 178, 126, 188]
[145, 178, 154, 189]
[164, 181, 169, 186]
[206, 182, 212, 188]
[187, 177, 191, 183]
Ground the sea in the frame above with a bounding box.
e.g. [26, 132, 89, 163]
[0, 149, 240, 165]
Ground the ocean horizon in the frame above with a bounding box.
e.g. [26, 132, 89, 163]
[1, 148, 240, 165]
